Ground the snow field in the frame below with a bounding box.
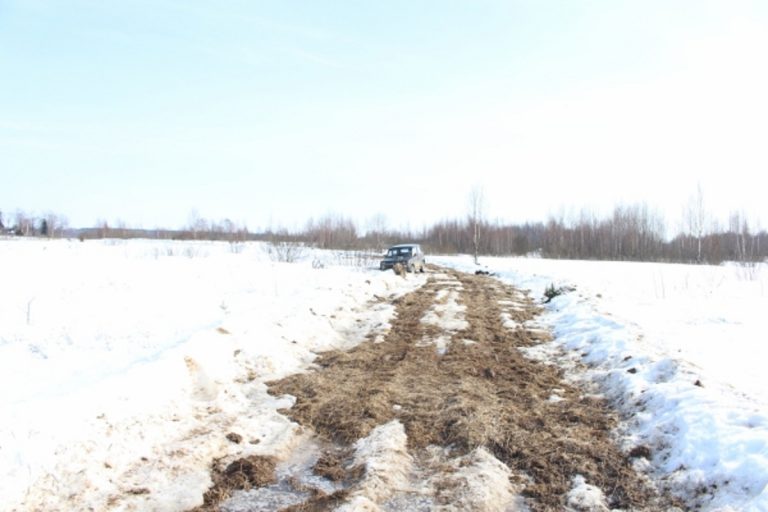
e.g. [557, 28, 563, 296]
[5, 240, 767, 510]
[435, 254, 768, 511]
[0, 239, 425, 511]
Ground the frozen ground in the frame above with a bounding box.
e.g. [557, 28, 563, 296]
[3, 238, 767, 511]
[435, 255, 768, 511]
[0, 238, 424, 511]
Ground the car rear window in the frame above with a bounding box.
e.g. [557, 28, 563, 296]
[388, 247, 412, 256]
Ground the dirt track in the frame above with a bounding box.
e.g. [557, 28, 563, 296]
[200, 268, 675, 511]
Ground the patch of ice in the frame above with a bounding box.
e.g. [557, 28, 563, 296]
[222, 435, 341, 511]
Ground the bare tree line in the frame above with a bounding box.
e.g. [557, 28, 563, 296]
[0, 210, 69, 238]
[2, 199, 766, 265]
[256, 206, 767, 265]
[289, 203, 765, 265]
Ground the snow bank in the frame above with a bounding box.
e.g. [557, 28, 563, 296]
[0, 239, 424, 510]
[337, 420, 413, 511]
[439, 447, 524, 512]
[434, 254, 768, 511]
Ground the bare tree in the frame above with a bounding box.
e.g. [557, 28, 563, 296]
[14, 210, 34, 236]
[43, 212, 68, 238]
[730, 211, 759, 264]
[685, 184, 709, 263]
[468, 185, 485, 265]
[304, 214, 358, 250]
[96, 219, 110, 239]
[187, 209, 209, 240]
[366, 213, 388, 252]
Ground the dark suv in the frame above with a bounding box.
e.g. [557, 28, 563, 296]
[380, 244, 425, 272]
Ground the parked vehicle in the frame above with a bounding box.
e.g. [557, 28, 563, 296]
[380, 244, 425, 272]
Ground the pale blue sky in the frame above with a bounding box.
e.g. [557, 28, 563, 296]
[1, 1, 767, 230]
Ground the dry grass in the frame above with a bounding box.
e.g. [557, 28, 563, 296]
[268, 270, 673, 511]
[190, 455, 277, 512]
[192, 268, 676, 511]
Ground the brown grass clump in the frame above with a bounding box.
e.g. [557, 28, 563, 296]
[392, 262, 407, 278]
[312, 450, 356, 482]
[192, 455, 277, 511]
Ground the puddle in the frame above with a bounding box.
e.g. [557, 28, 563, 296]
[221, 436, 344, 511]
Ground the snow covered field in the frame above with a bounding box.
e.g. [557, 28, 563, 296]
[435, 255, 768, 511]
[3, 238, 767, 511]
[0, 239, 424, 511]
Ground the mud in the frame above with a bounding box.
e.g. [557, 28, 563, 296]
[267, 269, 673, 511]
[193, 456, 277, 511]
[197, 267, 676, 511]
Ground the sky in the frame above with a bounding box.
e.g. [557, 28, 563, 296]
[1, 0, 767, 232]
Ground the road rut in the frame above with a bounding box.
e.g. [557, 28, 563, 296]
[202, 268, 675, 511]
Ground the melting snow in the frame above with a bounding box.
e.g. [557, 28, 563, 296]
[436, 254, 768, 511]
[419, 277, 469, 355]
[566, 475, 609, 512]
[0, 239, 425, 510]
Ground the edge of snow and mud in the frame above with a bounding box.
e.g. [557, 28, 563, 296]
[0, 240, 428, 512]
[434, 254, 768, 512]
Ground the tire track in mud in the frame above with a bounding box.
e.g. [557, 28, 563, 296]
[203, 268, 675, 511]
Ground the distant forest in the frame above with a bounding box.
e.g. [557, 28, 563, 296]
[1, 202, 765, 266]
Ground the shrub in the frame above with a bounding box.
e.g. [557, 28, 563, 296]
[266, 241, 305, 263]
[543, 283, 574, 303]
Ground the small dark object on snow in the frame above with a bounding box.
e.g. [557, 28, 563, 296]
[627, 367, 638, 374]
[199, 455, 277, 508]
[629, 445, 652, 459]
[475, 270, 492, 276]
[223, 456, 277, 488]
[127, 487, 151, 495]
[226, 432, 243, 444]
[543, 283, 575, 303]
[694, 379, 704, 387]
[313, 451, 351, 482]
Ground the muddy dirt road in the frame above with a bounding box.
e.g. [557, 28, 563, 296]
[199, 268, 675, 511]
